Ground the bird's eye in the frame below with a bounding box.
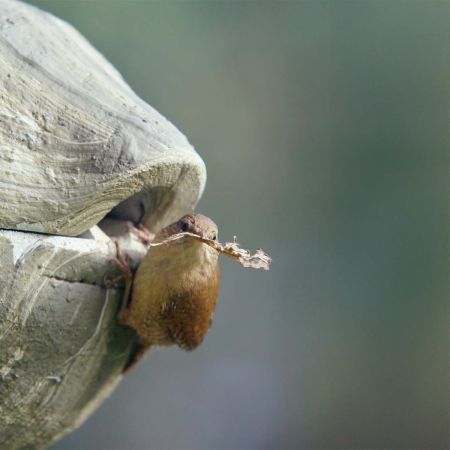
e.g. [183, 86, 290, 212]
[211, 233, 217, 240]
[181, 222, 188, 232]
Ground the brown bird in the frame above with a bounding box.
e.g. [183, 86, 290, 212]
[117, 213, 220, 370]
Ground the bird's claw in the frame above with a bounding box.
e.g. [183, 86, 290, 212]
[127, 223, 155, 244]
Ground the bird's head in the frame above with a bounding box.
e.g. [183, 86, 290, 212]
[156, 213, 218, 242]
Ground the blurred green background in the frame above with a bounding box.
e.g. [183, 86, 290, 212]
[24, 1, 448, 449]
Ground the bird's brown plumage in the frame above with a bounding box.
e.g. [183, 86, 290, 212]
[118, 213, 220, 370]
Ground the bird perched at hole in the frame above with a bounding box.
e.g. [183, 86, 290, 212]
[117, 213, 220, 370]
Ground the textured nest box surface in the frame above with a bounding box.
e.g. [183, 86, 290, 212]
[0, 1, 206, 448]
[0, 0, 205, 236]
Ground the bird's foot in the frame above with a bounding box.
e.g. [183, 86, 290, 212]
[104, 239, 134, 311]
[127, 222, 155, 244]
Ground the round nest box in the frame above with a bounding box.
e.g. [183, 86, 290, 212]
[0, 1, 207, 448]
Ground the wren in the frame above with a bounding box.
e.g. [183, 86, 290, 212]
[118, 213, 220, 369]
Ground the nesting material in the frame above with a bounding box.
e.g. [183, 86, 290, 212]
[149, 232, 272, 270]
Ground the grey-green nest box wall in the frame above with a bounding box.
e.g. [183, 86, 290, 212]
[0, 0, 207, 448]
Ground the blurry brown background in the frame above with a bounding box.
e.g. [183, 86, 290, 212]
[23, 1, 448, 449]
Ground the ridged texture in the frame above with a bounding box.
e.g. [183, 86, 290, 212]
[0, 229, 142, 450]
[0, 0, 206, 235]
[0, 0, 208, 448]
